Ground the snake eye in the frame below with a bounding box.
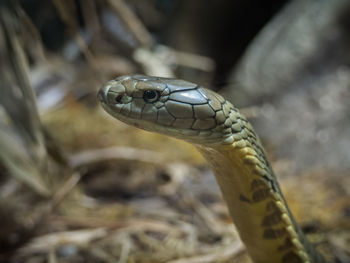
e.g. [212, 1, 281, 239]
[115, 94, 123, 103]
[143, 90, 160, 102]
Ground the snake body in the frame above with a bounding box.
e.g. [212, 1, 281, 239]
[98, 75, 327, 263]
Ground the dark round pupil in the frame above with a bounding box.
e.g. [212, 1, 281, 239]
[115, 94, 123, 103]
[143, 90, 157, 101]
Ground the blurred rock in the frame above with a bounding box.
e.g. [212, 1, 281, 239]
[225, 0, 350, 172]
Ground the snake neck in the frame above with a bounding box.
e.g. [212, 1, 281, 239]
[195, 131, 326, 263]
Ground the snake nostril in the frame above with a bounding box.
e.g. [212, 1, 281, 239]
[115, 94, 124, 104]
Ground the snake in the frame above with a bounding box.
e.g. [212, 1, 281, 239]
[97, 75, 327, 263]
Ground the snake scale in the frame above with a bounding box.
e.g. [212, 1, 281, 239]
[98, 75, 327, 263]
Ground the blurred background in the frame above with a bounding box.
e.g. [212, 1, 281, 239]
[0, 0, 349, 262]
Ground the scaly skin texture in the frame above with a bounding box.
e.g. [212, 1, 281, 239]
[97, 75, 327, 263]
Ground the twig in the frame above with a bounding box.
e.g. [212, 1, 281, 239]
[190, 196, 228, 235]
[0, 2, 50, 196]
[167, 242, 245, 263]
[50, 172, 81, 209]
[19, 228, 108, 254]
[80, 0, 101, 36]
[133, 47, 175, 77]
[68, 146, 166, 167]
[48, 247, 57, 263]
[106, 0, 153, 47]
[51, 216, 182, 236]
[118, 233, 131, 263]
[172, 48, 215, 72]
[51, 0, 100, 75]
[133, 45, 216, 77]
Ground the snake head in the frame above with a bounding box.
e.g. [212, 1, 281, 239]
[98, 75, 236, 144]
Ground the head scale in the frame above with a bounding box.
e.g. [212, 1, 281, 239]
[98, 75, 237, 145]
